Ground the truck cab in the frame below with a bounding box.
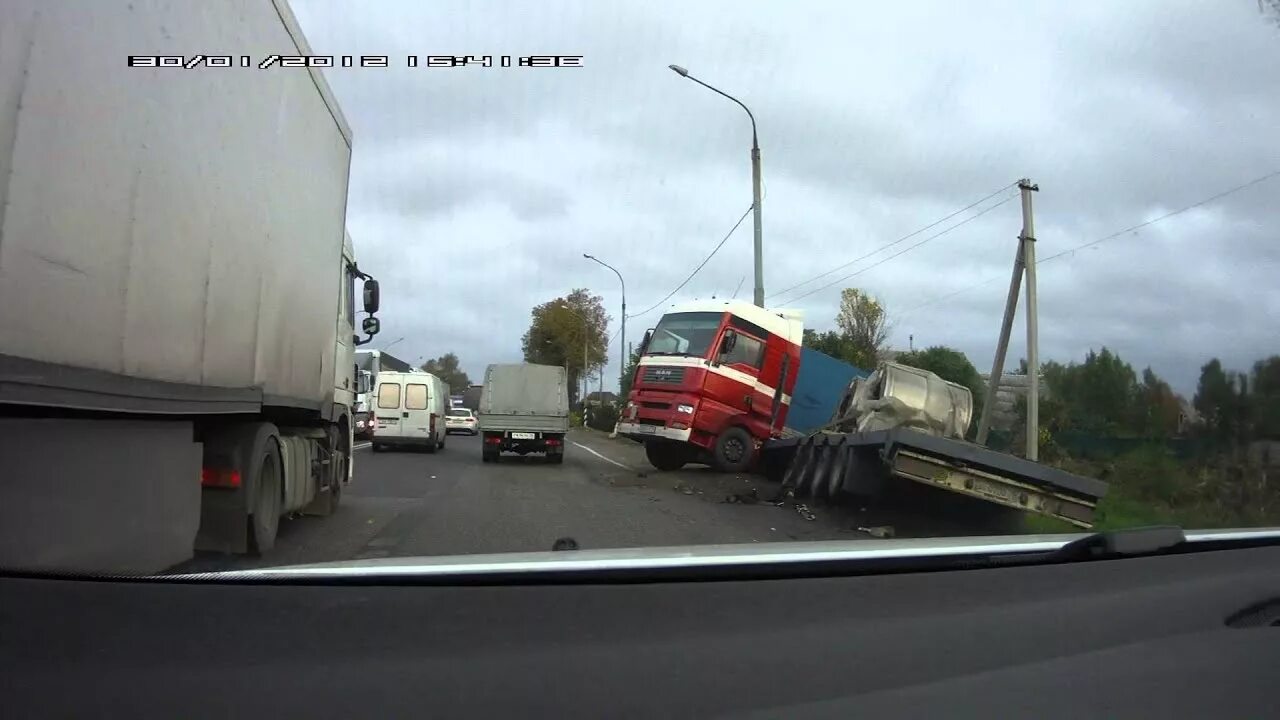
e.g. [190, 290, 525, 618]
[617, 301, 803, 472]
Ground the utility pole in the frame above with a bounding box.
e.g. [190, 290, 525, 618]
[975, 179, 1040, 461]
[750, 138, 764, 307]
[1022, 183, 1040, 461]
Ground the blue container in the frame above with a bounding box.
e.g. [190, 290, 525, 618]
[784, 347, 869, 434]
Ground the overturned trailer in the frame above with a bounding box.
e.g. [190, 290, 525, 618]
[760, 362, 1109, 529]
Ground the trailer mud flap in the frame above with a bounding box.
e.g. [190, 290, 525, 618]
[776, 435, 885, 501]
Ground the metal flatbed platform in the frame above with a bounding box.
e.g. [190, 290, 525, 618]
[763, 428, 1109, 528]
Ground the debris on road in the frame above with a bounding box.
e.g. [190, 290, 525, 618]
[857, 525, 895, 539]
[795, 503, 817, 521]
[673, 483, 695, 495]
[723, 489, 761, 505]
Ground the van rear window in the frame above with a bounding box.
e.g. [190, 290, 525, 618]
[377, 383, 401, 409]
[405, 384, 428, 410]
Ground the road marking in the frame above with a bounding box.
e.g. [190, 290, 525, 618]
[354, 442, 372, 450]
[572, 442, 631, 470]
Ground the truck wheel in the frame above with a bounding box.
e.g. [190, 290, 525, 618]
[713, 426, 755, 473]
[483, 447, 499, 463]
[245, 428, 283, 555]
[645, 442, 688, 472]
[548, 452, 564, 464]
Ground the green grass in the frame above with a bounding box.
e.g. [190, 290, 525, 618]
[1022, 489, 1183, 534]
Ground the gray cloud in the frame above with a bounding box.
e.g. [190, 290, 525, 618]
[293, 0, 1280, 394]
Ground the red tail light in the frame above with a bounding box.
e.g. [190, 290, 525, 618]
[430, 413, 436, 434]
[484, 435, 502, 444]
[201, 467, 241, 488]
[546, 437, 562, 447]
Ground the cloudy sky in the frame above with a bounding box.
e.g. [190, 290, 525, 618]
[292, 0, 1279, 395]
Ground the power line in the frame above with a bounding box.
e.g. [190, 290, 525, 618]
[899, 168, 1280, 317]
[626, 203, 754, 321]
[766, 181, 1018, 301]
[1037, 169, 1280, 265]
[780, 193, 1018, 305]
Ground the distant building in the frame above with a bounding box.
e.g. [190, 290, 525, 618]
[978, 372, 1044, 433]
[1176, 396, 1201, 436]
[877, 348, 905, 364]
[585, 391, 618, 406]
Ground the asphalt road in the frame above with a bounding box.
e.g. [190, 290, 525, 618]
[173, 428, 884, 574]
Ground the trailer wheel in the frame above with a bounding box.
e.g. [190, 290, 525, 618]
[713, 426, 755, 473]
[245, 427, 283, 555]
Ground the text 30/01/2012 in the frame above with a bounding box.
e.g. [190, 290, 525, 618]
[127, 55, 583, 69]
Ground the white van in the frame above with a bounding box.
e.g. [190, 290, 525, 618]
[371, 371, 449, 452]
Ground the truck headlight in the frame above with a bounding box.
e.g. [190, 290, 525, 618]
[677, 404, 694, 414]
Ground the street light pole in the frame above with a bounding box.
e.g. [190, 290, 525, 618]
[583, 254, 625, 393]
[668, 64, 764, 307]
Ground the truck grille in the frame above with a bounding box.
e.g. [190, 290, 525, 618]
[641, 366, 685, 384]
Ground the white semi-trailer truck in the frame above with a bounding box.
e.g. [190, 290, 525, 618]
[0, 0, 382, 573]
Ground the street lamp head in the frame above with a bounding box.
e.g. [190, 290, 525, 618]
[668, 64, 689, 77]
[582, 253, 594, 260]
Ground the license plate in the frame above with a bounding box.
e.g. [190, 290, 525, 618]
[510, 432, 536, 439]
[970, 476, 1019, 504]
[638, 425, 656, 434]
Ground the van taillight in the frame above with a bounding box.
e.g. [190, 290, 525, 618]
[430, 414, 436, 434]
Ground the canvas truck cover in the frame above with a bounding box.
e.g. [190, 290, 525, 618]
[479, 364, 569, 418]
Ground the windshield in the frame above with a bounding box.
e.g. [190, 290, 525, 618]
[645, 312, 724, 358]
[4, 0, 1279, 579]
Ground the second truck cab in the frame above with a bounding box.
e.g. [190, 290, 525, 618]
[617, 300, 804, 472]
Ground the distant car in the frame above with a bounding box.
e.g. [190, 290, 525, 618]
[445, 408, 478, 435]
[354, 410, 376, 442]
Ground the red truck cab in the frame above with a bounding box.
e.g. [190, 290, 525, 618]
[618, 301, 803, 472]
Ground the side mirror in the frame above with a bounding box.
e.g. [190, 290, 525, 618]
[355, 316, 381, 345]
[363, 279, 381, 313]
[719, 331, 737, 356]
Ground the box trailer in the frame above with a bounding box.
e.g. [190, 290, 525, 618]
[0, 0, 382, 573]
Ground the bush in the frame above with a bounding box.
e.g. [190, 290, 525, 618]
[586, 404, 619, 432]
[1107, 445, 1186, 506]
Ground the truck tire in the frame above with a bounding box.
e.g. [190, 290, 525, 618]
[547, 452, 564, 464]
[645, 442, 688, 472]
[713, 426, 755, 474]
[243, 425, 283, 555]
[483, 447, 499, 463]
